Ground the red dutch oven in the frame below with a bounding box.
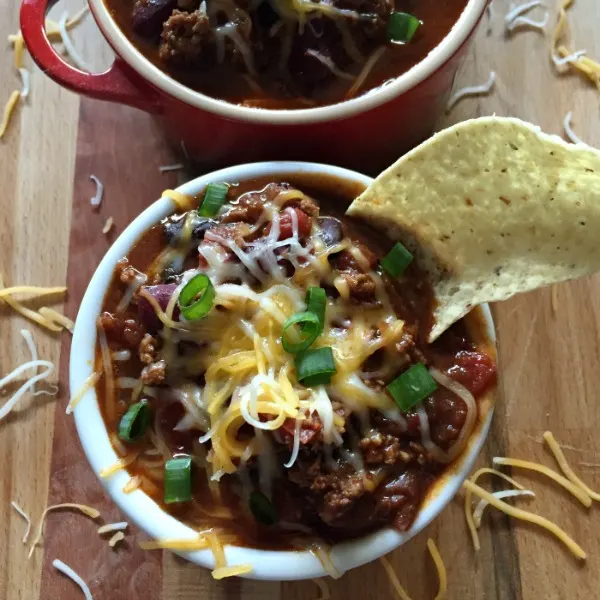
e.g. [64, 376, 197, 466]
[20, 0, 488, 172]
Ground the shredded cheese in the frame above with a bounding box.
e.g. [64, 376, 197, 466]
[563, 111, 588, 146]
[58, 11, 89, 72]
[38, 307, 74, 332]
[463, 480, 586, 559]
[11, 501, 32, 543]
[473, 489, 535, 527]
[492, 456, 592, 506]
[97, 522, 128, 535]
[312, 578, 331, 600]
[159, 164, 185, 173]
[0, 90, 21, 140]
[122, 475, 142, 494]
[108, 531, 125, 547]
[29, 504, 101, 558]
[212, 564, 253, 579]
[162, 189, 196, 211]
[18, 68, 30, 100]
[427, 539, 447, 600]
[89, 175, 104, 208]
[138, 536, 210, 550]
[66, 371, 102, 414]
[380, 556, 412, 600]
[543, 431, 600, 501]
[99, 452, 139, 478]
[52, 559, 93, 600]
[464, 467, 525, 551]
[445, 72, 496, 112]
[102, 217, 114, 234]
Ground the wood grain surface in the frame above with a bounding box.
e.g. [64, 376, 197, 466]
[1, 1, 600, 599]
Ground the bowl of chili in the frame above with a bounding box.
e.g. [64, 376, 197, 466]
[70, 161, 497, 580]
[20, 0, 489, 173]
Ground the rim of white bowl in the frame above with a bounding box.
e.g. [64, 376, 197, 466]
[71, 160, 495, 581]
[88, 0, 488, 125]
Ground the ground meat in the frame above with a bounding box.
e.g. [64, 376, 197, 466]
[289, 460, 366, 523]
[204, 221, 252, 246]
[284, 196, 320, 217]
[159, 9, 214, 65]
[99, 312, 145, 349]
[342, 271, 376, 301]
[139, 334, 160, 364]
[360, 431, 401, 465]
[222, 193, 265, 224]
[332, 243, 378, 272]
[141, 360, 167, 385]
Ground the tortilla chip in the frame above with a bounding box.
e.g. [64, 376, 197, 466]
[347, 117, 600, 342]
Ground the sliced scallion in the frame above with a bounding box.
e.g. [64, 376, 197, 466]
[387, 363, 437, 412]
[178, 273, 215, 321]
[164, 456, 192, 504]
[198, 183, 229, 217]
[282, 311, 321, 354]
[249, 491, 277, 525]
[387, 12, 421, 43]
[117, 400, 150, 442]
[305, 287, 326, 330]
[380, 242, 414, 278]
[295, 347, 336, 386]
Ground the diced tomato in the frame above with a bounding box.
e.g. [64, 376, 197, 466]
[448, 351, 497, 396]
[277, 207, 312, 240]
[278, 416, 322, 446]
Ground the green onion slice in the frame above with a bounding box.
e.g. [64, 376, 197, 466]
[387, 12, 421, 43]
[198, 183, 229, 217]
[249, 491, 277, 525]
[305, 287, 326, 330]
[387, 363, 437, 412]
[164, 456, 193, 504]
[380, 242, 414, 278]
[117, 400, 151, 442]
[282, 311, 321, 354]
[295, 347, 336, 386]
[178, 273, 215, 321]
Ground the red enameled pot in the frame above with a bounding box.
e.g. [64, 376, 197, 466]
[20, 0, 488, 172]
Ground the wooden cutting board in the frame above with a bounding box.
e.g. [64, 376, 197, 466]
[1, 1, 600, 599]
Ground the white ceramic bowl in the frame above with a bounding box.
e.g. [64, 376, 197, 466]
[71, 161, 496, 580]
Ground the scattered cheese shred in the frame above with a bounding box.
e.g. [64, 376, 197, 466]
[445, 72, 496, 112]
[138, 536, 210, 550]
[161, 189, 197, 211]
[159, 164, 185, 173]
[89, 175, 104, 208]
[464, 467, 525, 551]
[29, 504, 101, 558]
[473, 489, 535, 527]
[102, 217, 114, 235]
[212, 564, 253, 579]
[11, 501, 32, 543]
[108, 531, 125, 548]
[380, 556, 412, 600]
[66, 371, 102, 414]
[493, 456, 592, 506]
[563, 111, 588, 146]
[13, 34, 25, 69]
[0, 90, 21, 140]
[52, 559, 93, 600]
[543, 431, 600, 501]
[18, 68, 30, 100]
[463, 480, 586, 559]
[38, 307, 75, 332]
[97, 522, 128, 535]
[312, 578, 331, 600]
[507, 13, 549, 32]
[427, 539, 447, 600]
[0, 285, 66, 299]
[58, 11, 89, 72]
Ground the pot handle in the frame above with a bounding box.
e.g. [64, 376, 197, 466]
[20, 0, 162, 114]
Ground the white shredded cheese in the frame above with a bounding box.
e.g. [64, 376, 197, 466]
[563, 111, 589, 146]
[89, 175, 104, 208]
[98, 521, 128, 534]
[18, 68, 30, 100]
[445, 72, 496, 112]
[473, 489, 535, 527]
[507, 12, 549, 32]
[58, 12, 90, 72]
[102, 217, 114, 234]
[159, 163, 185, 173]
[52, 559, 93, 600]
[11, 501, 32, 543]
[504, 0, 542, 24]
[552, 49, 586, 68]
